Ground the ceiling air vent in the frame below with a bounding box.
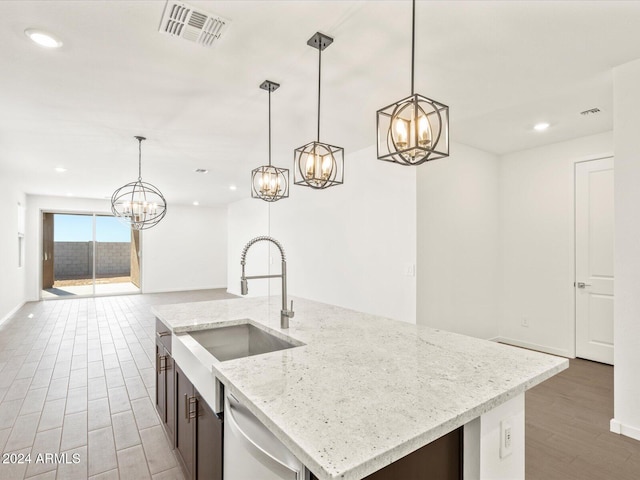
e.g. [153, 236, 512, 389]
[159, 1, 231, 48]
[580, 107, 601, 116]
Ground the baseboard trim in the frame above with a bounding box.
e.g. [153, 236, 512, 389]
[494, 337, 573, 358]
[142, 285, 228, 294]
[0, 301, 26, 327]
[610, 419, 640, 441]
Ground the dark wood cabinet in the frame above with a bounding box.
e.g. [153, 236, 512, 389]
[155, 324, 174, 444]
[196, 391, 223, 480]
[166, 354, 175, 442]
[174, 363, 223, 480]
[155, 341, 166, 421]
[155, 319, 223, 480]
[310, 426, 462, 480]
[175, 363, 196, 480]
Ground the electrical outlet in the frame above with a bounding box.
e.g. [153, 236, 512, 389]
[521, 317, 529, 328]
[500, 418, 513, 459]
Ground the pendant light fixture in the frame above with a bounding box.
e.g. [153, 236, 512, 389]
[376, 0, 449, 165]
[251, 80, 289, 202]
[294, 32, 344, 189]
[111, 136, 167, 230]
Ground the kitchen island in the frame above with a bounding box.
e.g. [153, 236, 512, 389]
[152, 296, 568, 480]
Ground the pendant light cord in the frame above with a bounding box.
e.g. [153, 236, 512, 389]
[317, 46, 322, 142]
[411, 0, 415, 95]
[268, 88, 272, 166]
[137, 137, 143, 181]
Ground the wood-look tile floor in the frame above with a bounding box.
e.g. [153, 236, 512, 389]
[526, 357, 640, 480]
[0, 289, 235, 480]
[1, 291, 638, 480]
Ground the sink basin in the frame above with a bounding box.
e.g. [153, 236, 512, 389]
[188, 323, 301, 362]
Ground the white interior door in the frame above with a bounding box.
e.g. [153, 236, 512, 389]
[575, 157, 614, 365]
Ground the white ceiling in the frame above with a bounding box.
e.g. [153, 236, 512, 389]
[1, 0, 639, 206]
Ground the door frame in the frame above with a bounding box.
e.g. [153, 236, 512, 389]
[39, 208, 143, 300]
[573, 153, 614, 359]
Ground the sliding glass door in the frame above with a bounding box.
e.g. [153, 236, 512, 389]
[41, 212, 141, 299]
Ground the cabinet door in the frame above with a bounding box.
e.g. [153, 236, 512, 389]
[196, 391, 223, 480]
[175, 364, 196, 480]
[165, 353, 175, 443]
[362, 427, 462, 480]
[310, 427, 462, 480]
[155, 342, 166, 422]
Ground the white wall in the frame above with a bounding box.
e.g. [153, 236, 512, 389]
[227, 144, 417, 324]
[498, 132, 613, 357]
[141, 204, 228, 293]
[611, 59, 640, 441]
[0, 172, 27, 323]
[25, 195, 228, 298]
[226, 198, 270, 297]
[416, 142, 500, 339]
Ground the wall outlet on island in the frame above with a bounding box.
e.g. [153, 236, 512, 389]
[521, 316, 530, 328]
[500, 418, 513, 459]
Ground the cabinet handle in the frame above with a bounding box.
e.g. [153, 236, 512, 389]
[156, 331, 171, 338]
[156, 355, 167, 375]
[185, 395, 197, 423]
[189, 396, 198, 421]
[159, 355, 168, 374]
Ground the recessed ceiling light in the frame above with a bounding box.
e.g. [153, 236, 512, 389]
[533, 122, 550, 131]
[66, 193, 74, 197]
[55, 167, 67, 173]
[24, 29, 63, 49]
[195, 168, 208, 174]
[193, 201, 200, 206]
[229, 185, 237, 191]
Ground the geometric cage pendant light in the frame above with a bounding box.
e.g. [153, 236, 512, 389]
[110, 136, 167, 230]
[376, 0, 449, 165]
[251, 80, 290, 202]
[294, 32, 344, 189]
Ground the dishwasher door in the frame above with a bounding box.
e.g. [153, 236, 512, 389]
[223, 393, 304, 480]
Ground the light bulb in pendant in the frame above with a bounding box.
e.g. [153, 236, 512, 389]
[418, 115, 430, 147]
[321, 155, 331, 180]
[394, 117, 408, 149]
[305, 155, 315, 179]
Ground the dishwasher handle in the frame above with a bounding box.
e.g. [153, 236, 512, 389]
[226, 395, 302, 480]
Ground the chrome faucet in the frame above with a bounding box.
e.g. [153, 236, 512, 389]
[240, 236, 295, 329]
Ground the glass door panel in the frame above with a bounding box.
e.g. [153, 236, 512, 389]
[94, 215, 140, 295]
[41, 212, 141, 298]
[42, 213, 94, 298]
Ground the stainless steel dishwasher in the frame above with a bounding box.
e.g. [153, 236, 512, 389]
[223, 393, 304, 480]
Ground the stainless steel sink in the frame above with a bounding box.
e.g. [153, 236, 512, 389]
[188, 323, 302, 362]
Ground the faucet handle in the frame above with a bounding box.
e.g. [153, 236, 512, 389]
[289, 300, 295, 318]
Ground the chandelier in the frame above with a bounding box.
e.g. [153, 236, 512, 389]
[376, 0, 449, 165]
[251, 80, 289, 202]
[111, 136, 167, 230]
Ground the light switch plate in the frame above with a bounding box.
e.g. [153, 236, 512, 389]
[404, 263, 416, 277]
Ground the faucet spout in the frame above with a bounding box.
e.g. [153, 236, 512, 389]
[240, 236, 295, 329]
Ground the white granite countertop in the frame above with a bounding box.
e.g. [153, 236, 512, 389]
[152, 296, 568, 480]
